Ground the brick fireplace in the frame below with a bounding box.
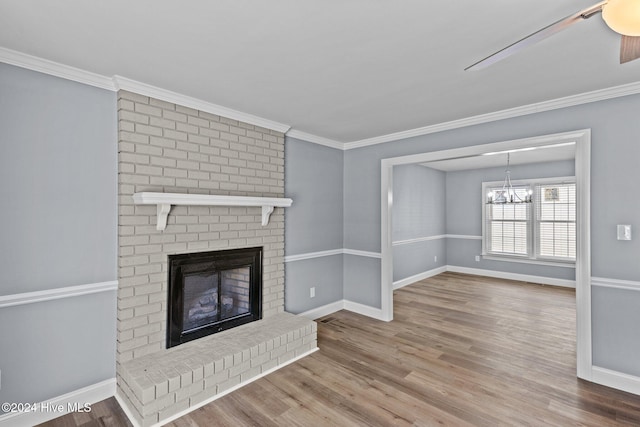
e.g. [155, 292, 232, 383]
[166, 247, 263, 348]
[116, 91, 316, 426]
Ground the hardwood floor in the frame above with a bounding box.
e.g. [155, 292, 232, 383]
[40, 272, 640, 426]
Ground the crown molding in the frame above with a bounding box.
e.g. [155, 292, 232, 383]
[343, 80, 640, 150]
[0, 47, 116, 91]
[113, 75, 291, 134]
[285, 129, 345, 150]
[0, 48, 291, 134]
[4, 46, 640, 148]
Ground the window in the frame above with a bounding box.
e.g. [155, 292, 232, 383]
[536, 182, 576, 260]
[482, 177, 576, 264]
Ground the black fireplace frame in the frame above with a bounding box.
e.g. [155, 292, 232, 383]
[167, 247, 263, 348]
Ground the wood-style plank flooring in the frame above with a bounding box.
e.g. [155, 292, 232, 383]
[40, 272, 640, 426]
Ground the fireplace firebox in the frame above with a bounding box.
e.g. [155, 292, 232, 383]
[167, 247, 262, 348]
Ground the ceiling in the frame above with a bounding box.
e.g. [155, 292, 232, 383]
[2, 1, 640, 143]
[421, 142, 576, 172]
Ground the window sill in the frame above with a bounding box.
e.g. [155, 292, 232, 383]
[482, 254, 576, 269]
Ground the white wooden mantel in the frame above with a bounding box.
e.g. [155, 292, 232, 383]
[132, 192, 293, 231]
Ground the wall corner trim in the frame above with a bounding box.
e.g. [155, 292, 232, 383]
[0, 378, 116, 427]
[285, 130, 345, 150]
[0, 280, 118, 309]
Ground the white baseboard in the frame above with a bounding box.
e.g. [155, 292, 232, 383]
[446, 265, 576, 288]
[300, 266, 575, 323]
[297, 299, 386, 321]
[343, 300, 386, 320]
[298, 300, 346, 320]
[0, 378, 116, 427]
[591, 366, 640, 396]
[393, 266, 447, 290]
[116, 347, 319, 427]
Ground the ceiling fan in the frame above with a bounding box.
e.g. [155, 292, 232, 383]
[466, 0, 640, 70]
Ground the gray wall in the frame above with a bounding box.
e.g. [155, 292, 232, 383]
[0, 64, 117, 407]
[445, 160, 575, 280]
[592, 286, 640, 377]
[284, 137, 344, 313]
[0, 64, 117, 294]
[342, 92, 640, 377]
[392, 164, 446, 282]
[393, 164, 446, 241]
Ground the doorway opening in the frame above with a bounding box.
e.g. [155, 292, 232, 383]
[380, 129, 592, 379]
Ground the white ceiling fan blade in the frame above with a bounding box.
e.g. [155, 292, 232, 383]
[465, 1, 607, 71]
[620, 35, 640, 63]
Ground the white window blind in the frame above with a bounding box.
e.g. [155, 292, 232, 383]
[536, 183, 576, 260]
[482, 177, 576, 264]
[485, 186, 530, 256]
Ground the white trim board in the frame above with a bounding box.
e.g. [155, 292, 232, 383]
[343, 249, 382, 259]
[297, 300, 346, 320]
[0, 280, 118, 309]
[343, 82, 640, 149]
[302, 272, 634, 320]
[445, 234, 482, 240]
[591, 277, 640, 292]
[3, 46, 640, 151]
[0, 47, 290, 134]
[298, 299, 385, 321]
[113, 76, 290, 134]
[591, 366, 640, 396]
[393, 235, 446, 246]
[446, 265, 576, 288]
[286, 129, 344, 150]
[287, 80, 640, 150]
[284, 248, 382, 262]
[393, 266, 447, 290]
[380, 129, 591, 375]
[343, 300, 385, 320]
[392, 234, 481, 246]
[0, 47, 115, 90]
[284, 249, 344, 263]
[0, 378, 116, 427]
[116, 348, 319, 427]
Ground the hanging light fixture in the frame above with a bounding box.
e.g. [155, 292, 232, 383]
[602, 0, 640, 37]
[486, 153, 533, 204]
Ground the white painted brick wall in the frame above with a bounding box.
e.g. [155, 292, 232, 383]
[117, 90, 286, 364]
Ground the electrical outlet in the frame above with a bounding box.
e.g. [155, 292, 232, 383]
[475, 255, 480, 262]
[310, 287, 315, 298]
[617, 225, 632, 240]
[434, 255, 437, 262]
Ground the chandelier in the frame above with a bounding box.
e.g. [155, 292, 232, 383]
[486, 153, 533, 204]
